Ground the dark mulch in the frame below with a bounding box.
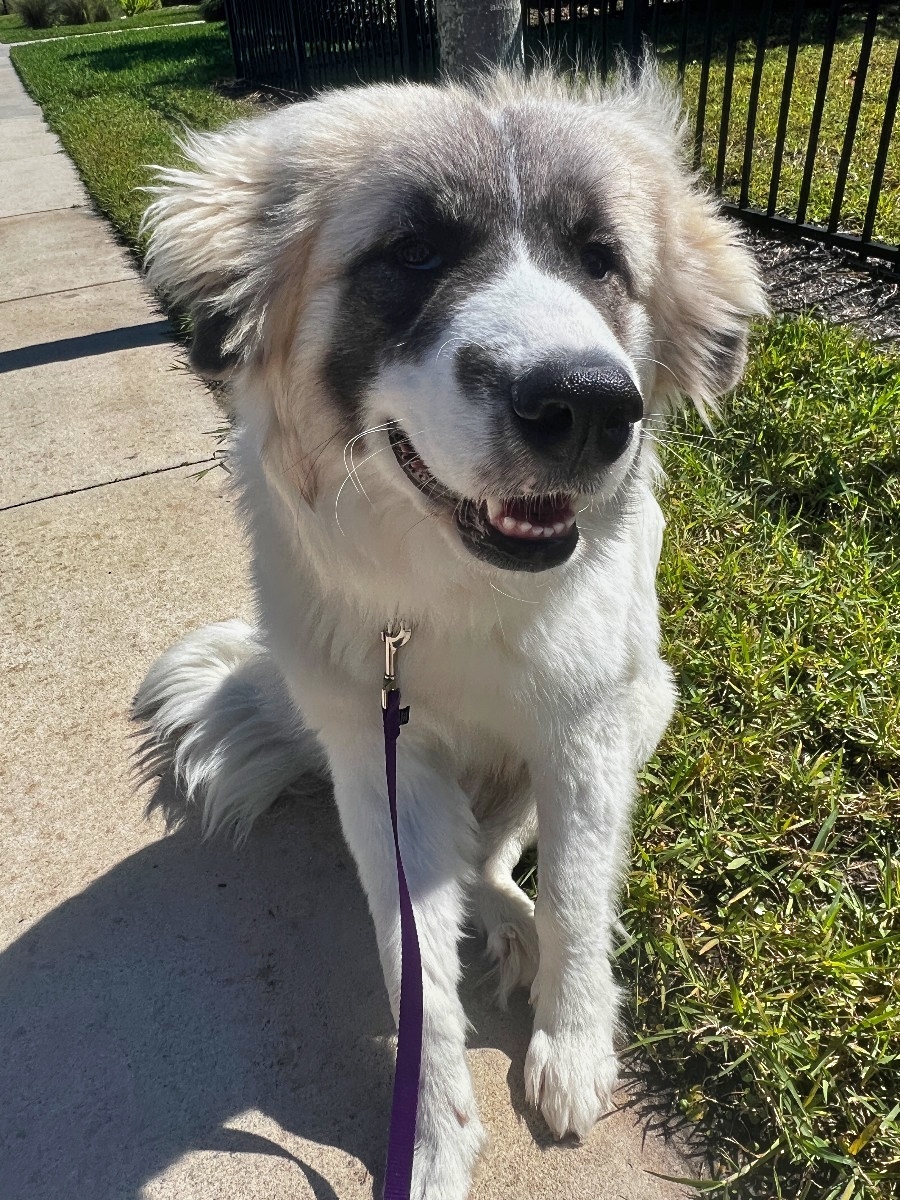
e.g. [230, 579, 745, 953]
[747, 230, 900, 348]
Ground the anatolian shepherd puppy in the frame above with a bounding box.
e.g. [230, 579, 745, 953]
[134, 66, 765, 1199]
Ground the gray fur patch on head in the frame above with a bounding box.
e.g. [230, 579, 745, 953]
[141, 64, 767, 436]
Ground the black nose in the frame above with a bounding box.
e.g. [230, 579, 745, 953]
[511, 357, 643, 466]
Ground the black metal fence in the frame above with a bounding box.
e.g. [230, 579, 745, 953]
[223, 1, 900, 272]
[224, 0, 438, 93]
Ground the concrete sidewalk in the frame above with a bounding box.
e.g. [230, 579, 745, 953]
[0, 47, 694, 1200]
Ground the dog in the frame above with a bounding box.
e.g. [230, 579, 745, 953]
[133, 65, 765, 1199]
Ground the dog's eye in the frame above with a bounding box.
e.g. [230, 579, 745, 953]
[581, 243, 613, 280]
[394, 238, 443, 271]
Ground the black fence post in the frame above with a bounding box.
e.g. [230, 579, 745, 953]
[861, 36, 900, 252]
[621, 0, 643, 76]
[398, 0, 420, 80]
[222, 0, 243, 80]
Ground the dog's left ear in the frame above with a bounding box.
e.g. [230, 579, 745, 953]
[603, 64, 768, 412]
[650, 186, 768, 412]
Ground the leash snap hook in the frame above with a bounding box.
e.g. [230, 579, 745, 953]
[382, 624, 412, 718]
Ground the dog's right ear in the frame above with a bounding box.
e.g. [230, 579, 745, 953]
[142, 111, 326, 380]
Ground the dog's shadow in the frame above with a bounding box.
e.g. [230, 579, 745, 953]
[0, 777, 545, 1199]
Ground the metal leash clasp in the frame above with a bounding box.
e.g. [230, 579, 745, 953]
[381, 624, 412, 717]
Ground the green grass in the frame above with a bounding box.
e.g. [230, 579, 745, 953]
[10, 23, 255, 250]
[0, 4, 204, 44]
[619, 318, 900, 1198]
[677, 5, 900, 251]
[11, 20, 900, 1199]
[539, 3, 900, 246]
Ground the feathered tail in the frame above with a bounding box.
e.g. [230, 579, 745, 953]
[132, 620, 325, 840]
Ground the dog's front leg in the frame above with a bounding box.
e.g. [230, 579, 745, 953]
[524, 731, 633, 1139]
[321, 721, 485, 1200]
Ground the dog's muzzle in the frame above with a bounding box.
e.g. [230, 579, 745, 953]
[389, 428, 580, 572]
[386, 355, 643, 572]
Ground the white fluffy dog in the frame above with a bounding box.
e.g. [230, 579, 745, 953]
[133, 66, 765, 1199]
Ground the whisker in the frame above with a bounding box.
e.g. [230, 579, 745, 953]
[435, 335, 496, 363]
[335, 427, 429, 531]
[334, 443, 394, 534]
[344, 421, 396, 496]
[630, 355, 679, 382]
[488, 582, 539, 605]
[488, 582, 507, 639]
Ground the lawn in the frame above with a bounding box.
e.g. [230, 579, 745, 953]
[622, 318, 900, 1198]
[539, 3, 900, 248]
[11, 19, 900, 1200]
[0, 4, 203, 44]
[10, 23, 256, 250]
[678, 5, 900, 252]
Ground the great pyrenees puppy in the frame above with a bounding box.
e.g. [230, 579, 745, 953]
[133, 66, 765, 1199]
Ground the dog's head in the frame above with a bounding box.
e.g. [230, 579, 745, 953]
[144, 68, 765, 574]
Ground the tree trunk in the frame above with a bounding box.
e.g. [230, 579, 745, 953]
[436, 0, 524, 80]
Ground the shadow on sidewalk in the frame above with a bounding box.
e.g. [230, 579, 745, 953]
[0, 778, 540, 1199]
[0, 322, 173, 374]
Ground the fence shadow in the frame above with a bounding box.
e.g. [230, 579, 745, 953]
[61, 29, 232, 89]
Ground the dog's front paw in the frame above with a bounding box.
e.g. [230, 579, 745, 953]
[524, 1025, 618, 1139]
[410, 1072, 486, 1199]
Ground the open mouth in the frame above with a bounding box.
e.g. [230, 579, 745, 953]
[389, 428, 579, 572]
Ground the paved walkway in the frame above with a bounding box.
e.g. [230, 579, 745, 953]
[0, 46, 693, 1200]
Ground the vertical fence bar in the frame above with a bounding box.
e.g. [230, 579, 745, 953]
[303, 0, 319, 89]
[622, 0, 640, 70]
[693, 0, 715, 170]
[325, 0, 338, 85]
[429, 0, 439, 80]
[766, 0, 805, 216]
[285, 0, 309, 92]
[410, 0, 422, 81]
[650, 0, 661, 47]
[600, 0, 608, 80]
[221, 0, 240, 78]
[335, 0, 351, 85]
[357, 0, 372, 84]
[795, 0, 842, 226]
[738, 0, 772, 209]
[861, 32, 900, 250]
[714, 0, 740, 193]
[387, 0, 400, 81]
[385, 0, 400, 82]
[421, 0, 429, 79]
[827, 0, 880, 235]
[398, 0, 419, 78]
[677, 0, 690, 84]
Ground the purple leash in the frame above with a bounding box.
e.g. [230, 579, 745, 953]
[381, 628, 422, 1200]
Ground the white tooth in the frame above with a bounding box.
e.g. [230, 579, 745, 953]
[486, 497, 505, 523]
[516, 521, 535, 536]
[499, 515, 518, 534]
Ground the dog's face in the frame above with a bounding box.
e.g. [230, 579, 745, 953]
[320, 102, 653, 572]
[145, 72, 766, 573]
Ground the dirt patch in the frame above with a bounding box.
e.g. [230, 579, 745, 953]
[747, 230, 900, 349]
